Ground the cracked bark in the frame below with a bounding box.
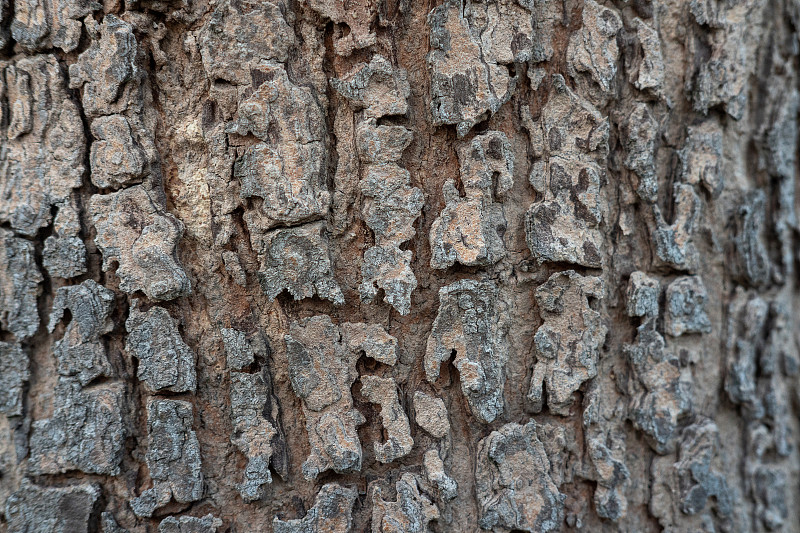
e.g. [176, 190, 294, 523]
[1, 0, 800, 532]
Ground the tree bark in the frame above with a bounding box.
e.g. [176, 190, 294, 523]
[0, 0, 799, 531]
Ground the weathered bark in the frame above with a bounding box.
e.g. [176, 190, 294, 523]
[1, 0, 799, 531]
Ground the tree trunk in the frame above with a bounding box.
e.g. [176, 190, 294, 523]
[0, 0, 798, 531]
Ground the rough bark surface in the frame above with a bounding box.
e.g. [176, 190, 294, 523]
[1, 0, 799, 532]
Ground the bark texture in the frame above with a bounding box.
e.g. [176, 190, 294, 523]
[0, 0, 799, 531]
